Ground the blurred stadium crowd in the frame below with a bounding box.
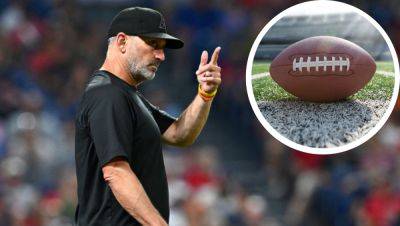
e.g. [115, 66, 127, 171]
[0, 0, 399, 226]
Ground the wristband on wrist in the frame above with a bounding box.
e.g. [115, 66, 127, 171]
[198, 84, 217, 101]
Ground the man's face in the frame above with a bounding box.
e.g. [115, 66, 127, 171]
[125, 36, 166, 82]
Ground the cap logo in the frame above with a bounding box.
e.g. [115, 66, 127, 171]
[159, 17, 166, 30]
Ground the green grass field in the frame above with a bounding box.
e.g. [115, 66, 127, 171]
[252, 62, 271, 75]
[252, 61, 395, 101]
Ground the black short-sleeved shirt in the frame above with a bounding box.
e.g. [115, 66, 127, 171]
[74, 70, 176, 226]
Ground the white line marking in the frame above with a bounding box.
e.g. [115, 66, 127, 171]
[376, 70, 395, 77]
[252, 72, 270, 79]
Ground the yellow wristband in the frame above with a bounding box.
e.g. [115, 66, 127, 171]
[198, 84, 217, 97]
[198, 93, 214, 102]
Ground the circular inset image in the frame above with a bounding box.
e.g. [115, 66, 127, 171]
[246, 0, 399, 154]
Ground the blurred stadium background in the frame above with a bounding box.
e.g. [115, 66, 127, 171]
[0, 0, 399, 226]
[256, 12, 391, 61]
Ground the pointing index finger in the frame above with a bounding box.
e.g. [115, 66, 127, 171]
[210, 46, 221, 65]
[199, 50, 208, 67]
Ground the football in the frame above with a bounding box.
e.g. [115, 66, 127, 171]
[269, 36, 376, 102]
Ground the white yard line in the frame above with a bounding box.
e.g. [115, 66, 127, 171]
[252, 72, 269, 80]
[251, 70, 394, 80]
[376, 70, 395, 77]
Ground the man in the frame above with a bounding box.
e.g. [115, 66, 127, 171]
[74, 7, 221, 226]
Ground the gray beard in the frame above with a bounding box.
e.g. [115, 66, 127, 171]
[129, 61, 155, 82]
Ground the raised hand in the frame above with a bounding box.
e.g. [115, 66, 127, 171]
[196, 47, 222, 94]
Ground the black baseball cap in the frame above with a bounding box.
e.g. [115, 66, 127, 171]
[107, 7, 184, 49]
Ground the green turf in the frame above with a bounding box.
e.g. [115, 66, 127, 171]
[253, 76, 296, 101]
[252, 61, 269, 75]
[252, 61, 395, 74]
[375, 61, 395, 72]
[252, 62, 270, 75]
[350, 74, 395, 100]
[252, 61, 395, 101]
